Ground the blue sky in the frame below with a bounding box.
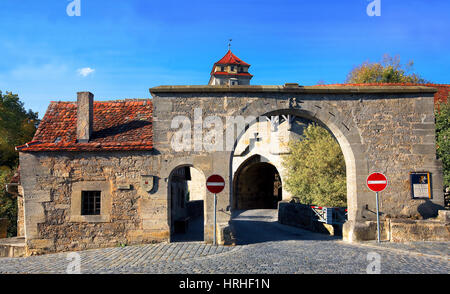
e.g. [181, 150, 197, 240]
[0, 0, 449, 117]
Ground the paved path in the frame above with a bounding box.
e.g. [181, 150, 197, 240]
[231, 209, 338, 244]
[0, 209, 448, 274]
[358, 240, 449, 259]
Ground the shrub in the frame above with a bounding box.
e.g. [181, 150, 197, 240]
[282, 124, 347, 207]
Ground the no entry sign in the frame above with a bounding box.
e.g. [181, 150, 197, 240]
[207, 174, 225, 246]
[367, 172, 388, 192]
[206, 174, 225, 194]
[366, 172, 387, 243]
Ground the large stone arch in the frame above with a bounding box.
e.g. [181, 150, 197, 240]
[228, 97, 370, 240]
[151, 85, 444, 243]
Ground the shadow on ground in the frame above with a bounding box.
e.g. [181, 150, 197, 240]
[231, 209, 340, 245]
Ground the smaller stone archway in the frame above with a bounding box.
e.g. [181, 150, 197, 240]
[168, 165, 206, 242]
[233, 155, 282, 210]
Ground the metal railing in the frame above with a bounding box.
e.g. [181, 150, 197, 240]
[310, 206, 347, 225]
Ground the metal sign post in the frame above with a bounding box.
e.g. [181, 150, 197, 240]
[213, 193, 217, 246]
[206, 174, 225, 246]
[375, 192, 381, 243]
[366, 172, 388, 243]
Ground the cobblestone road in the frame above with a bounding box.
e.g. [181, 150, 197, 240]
[0, 210, 448, 274]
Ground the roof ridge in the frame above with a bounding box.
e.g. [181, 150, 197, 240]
[49, 98, 152, 104]
[214, 50, 250, 66]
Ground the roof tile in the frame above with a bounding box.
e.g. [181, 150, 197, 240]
[215, 50, 250, 66]
[17, 99, 153, 152]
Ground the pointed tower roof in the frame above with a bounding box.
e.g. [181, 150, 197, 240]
[214, 50, 250, 66]
[209, 50, 252, 85]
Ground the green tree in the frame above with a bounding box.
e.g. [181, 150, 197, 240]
[0, 167, 16, 236]
[0, 91, 39, 167]
[346, 54, 427, 84]
[436, 101, 450, 189]
[282, 124, 347, 207]
[0, 91, 39, 236]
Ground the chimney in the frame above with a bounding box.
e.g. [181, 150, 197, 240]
[76, 92, 94, 142]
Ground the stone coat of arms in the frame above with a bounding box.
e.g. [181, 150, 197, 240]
[140, 175, 155, 192]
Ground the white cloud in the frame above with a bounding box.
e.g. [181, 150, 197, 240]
[77, 67, 95, 77]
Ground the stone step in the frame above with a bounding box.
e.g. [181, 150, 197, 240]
[0, 237, 26, 258]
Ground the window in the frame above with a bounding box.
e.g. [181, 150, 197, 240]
[230, 66, 235, 71]
[71, 181, 110, 223]
[81, 191, 101, 215]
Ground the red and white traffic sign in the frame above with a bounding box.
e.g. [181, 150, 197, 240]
[207, 174, 225, 245]
[367, 172, 388, 192]
[206, 174, 225, 194]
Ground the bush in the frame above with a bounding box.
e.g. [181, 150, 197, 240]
[282, 124, 347, 207]
[346, 54, 427, 84]
[0, 91, 38, 237]
[0, 167, 17, 237]
[436, 101, 450, 189]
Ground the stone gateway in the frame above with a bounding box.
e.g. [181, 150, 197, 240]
[12, 50, 449, 255]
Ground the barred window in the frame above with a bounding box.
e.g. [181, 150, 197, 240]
[81, 191, 101, 215]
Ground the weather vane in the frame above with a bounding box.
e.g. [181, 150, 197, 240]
[228, 39, 232, 51]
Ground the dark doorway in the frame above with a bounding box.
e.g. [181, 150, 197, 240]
[234, 160, 282, 210]
[169, 166, 205, 242]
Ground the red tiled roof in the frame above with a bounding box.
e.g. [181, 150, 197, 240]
[215, 50, 250, 66]
[210, 50, 251, 76]
[212, 71, 253, 77]
[16, 99, 153, 152]
[314, 83, 450, 104]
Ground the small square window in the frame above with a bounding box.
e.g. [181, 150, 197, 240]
[81, 191, 101, 215]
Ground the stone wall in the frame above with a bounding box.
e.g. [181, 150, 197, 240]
[279, 202, 449, 241]
[151, 85, 445, 243]
[278, 202, 340, 235]
[388, 210, 450, 242]
[19, 151, 165, 255]
[17, 189, 24, 237]
[187, 167, 206, 201]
